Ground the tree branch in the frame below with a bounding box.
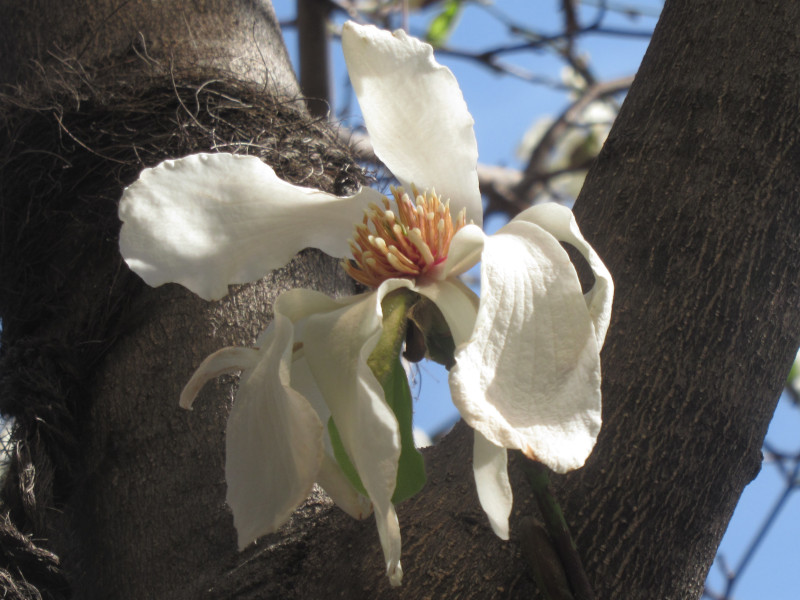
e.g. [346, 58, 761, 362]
[297, 0, 332, 118]
[512, 75, 633, 201]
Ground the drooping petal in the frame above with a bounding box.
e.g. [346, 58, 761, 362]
[224, 313, 324, 549]
[342, 22, 482, 226]
[417, 278, 512, 539]
[513, 203, 614, 347]
[291, 350, 373, 521]
[316, 453, 374, 521]
[449, 220, 602, 474]
[376, 506, 404, 586]
[303, 279, 413, 584]
[180, 346, 260, 409]
[119, 152, 384, 300]
[473, 431, 512, 540]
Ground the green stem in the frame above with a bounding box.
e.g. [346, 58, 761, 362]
[523, 459, 595, 600]
[520, 516, 575, 600]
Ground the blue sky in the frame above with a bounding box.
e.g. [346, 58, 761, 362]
[271, 1, 798, 597]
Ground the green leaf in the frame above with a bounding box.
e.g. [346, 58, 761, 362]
[426, 0, 463, 47]
[328, 417, 368, 497]
[788, 354, 799, 385]
[383, 354, 426, 503]
[368, 289, 426, 504]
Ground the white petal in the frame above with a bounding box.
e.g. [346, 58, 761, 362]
[513, 203, 614, 347]
[224, 313, 324, 549]
[376, 505, 403, 586]
[273, 286, 361, 329]
[291, 350, 373, 520]
[449, 220, 602, 473]
[434, 224, 485, 280]
[414, 208, 482, 330]
[289, 350, 333, 451]
[179, 346, 260, 409]
[342, 22, 482, 226]
[316, 453, 373, 521]
[302, 278, 413, 582]
[473, 431, 512, 540]
[119, 153, 384, 300]
[415, 278, 478, 347]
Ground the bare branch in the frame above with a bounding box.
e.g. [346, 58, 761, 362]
[297, 0, 332, 118]
[513, 75, 633, 201]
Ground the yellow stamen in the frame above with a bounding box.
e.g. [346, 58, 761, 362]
[342, 186, 468, 288]
[408, 228, 435, 266]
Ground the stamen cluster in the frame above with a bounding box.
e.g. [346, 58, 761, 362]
[344, 186, 467, 288]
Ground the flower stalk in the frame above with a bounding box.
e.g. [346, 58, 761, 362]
[523, 459, 595, 600]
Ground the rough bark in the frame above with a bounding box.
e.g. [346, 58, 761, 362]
[0, 0, 298, 94]
[0, 2, 360, 599]
[220, 2, 800, 599]
[563, 2, 800, 597]
[1, 1, 800, 600]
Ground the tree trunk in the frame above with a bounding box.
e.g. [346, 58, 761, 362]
[561, 1, 800, 597]
[0, 2, 361, 599]
[0, 0, 299, 93]
[2, 1, 800, 599]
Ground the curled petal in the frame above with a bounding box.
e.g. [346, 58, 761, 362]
[225, 314, 324, 549]
[473, 431, 512, 540]
[415, 278, 478, 347]
[119, 152, 384, 300]
[316, 454, 373, 521]
[513, 203, 614, 347]
[303, 279, 413, 583]
[180, 346, 260, 409]
[449, 220, 601, 474]
[342, 22, 482, 226]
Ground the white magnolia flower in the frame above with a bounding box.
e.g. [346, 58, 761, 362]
[118, 22, 613, 586]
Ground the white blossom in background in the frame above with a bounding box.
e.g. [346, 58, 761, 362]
[412, 428, 433, 449]
[118, 22, 613, 586]
[0, 417, 13, 484]
[517, 65, 618, 203]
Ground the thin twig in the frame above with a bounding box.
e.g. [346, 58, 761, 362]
[723, 459, 800, 599]
[513, 75, 633, 200]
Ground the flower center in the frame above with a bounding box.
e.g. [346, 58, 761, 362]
[344, 186, 467, 288]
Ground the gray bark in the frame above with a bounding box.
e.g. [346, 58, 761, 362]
[0, 0, 298, 94]
[0, 2, 357, 598]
